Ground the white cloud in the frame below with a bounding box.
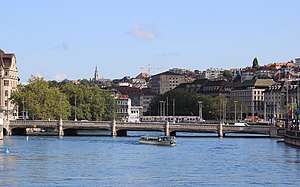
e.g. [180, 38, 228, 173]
[51, 42, 70, 50]
[129, 24, 158, 41]
[53, 74, 68, 81]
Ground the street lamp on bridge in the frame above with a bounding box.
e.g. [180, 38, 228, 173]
[234, 101, 238, 122]
[198, 101, 203, 121]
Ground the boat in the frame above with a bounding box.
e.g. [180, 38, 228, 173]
[139, 136, 176, 146]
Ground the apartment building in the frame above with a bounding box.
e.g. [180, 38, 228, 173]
[230, 79, 275, 118]
[200, 68, 224, 80]
[0, 49, 19, 120]
[150, 71, 186, 94]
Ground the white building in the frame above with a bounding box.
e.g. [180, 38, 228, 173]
[116, 96, 142, 122]
[200, 68, 225, 80]
[0, 49, 19, 120]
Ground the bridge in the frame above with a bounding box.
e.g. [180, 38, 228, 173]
[0, 120, 284, 138]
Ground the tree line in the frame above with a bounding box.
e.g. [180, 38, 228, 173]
[11, 76, 116, 121]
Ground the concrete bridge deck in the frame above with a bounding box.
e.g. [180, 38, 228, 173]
[0, 120, 284, 137]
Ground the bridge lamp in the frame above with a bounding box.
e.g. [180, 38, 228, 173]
[198, 101, 203, 121]
[234, 101, 238, 122]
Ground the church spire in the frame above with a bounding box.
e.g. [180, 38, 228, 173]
[94, 64, 99, 81]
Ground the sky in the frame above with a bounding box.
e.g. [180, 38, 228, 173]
[1, 0, 300, 83]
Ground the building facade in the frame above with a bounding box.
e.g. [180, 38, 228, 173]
[200, 68, 225, 80]
[115, 96, 142, 122]
[230, 79, 275, 119]
[0, 49, 19, 120]
[150, 71, 186, 94]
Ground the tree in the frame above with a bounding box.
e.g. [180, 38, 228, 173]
[11, 76, 71, 120]
[252, 57, 259, 68]
[149, 89, 222, 120]
[59, 83, 116, 121]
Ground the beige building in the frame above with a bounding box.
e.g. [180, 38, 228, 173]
[230, 79, 275, 119]
[151, 71, 186, 94]
[0, 49, 19, 120]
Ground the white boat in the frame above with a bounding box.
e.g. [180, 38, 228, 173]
[139, 136, 176, 146]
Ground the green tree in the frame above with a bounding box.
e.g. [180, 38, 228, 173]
[252, 57, 259, 68]
[59, 83, 116, 121]
[149, 89, 222, 120]
[11, 76, 71, 120]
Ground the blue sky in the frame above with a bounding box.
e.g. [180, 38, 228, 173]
[1, 0, 300, 82]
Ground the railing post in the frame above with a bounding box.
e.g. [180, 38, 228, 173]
[165, 121, 170, 136]
[58, 119, 64, 137]
[111, 119, 117, 137]
[218, 122, 224, 137]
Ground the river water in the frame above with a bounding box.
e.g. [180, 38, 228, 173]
[1, 132, 300, 186]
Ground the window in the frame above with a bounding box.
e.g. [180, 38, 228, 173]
[5, 90, 8, 97]
[4, 80, 9, 86]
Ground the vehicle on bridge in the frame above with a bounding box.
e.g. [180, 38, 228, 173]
[139, 136, 176, 146]
[140, 116, 205, 123]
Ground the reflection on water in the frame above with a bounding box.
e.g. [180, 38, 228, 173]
[0, 134, 300, 186]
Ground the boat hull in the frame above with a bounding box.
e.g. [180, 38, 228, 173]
[139, 136, 176, 146]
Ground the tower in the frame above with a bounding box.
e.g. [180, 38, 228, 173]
[94, 64, 99, 81]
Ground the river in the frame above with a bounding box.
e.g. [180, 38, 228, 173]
[1, 132, 300, 186]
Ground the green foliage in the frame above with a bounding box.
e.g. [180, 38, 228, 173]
[59, 82, 116, 121]
[149, 89, 225, 120]
[11, 76, 116, 121]
[11, 76, 71, 120]
[252, 57, 259, 68]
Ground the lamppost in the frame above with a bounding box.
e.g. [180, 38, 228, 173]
[159, 101, 163, 116]
[234, 101, 238, 122]
[198, 101, 203, 121]
[74, 95, 77, 121]
[22, 96, 25, 120]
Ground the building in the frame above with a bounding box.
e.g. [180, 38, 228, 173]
[0, 49, 19, 120]
[230, 79, 275, 119]
[115, 95, 142, 122]
[110, 87, 155, 115]
[264, 80, 300, 120]
[175, 78, 234, 98]
[200, 68, 225, 80]
[296, 58, 300, 67]
[150, 71, 186, 94]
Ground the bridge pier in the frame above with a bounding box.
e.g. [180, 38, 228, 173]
[58, 119, 64, 137]
[218, 122, 224, 137]
[165, 121, 170, 136]
[111, 119, 117, 137]
[0, 126, 3, 140]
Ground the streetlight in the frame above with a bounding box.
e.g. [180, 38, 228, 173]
[198, 101, 203, 121]
[234, 101, 238, 122]
[159, 101, 163, 116]
[74, 95, 77, 121]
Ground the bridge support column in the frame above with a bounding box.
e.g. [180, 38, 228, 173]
[0, 126, 3, 140]
[58, 119, 64, 137]
[218, 122, 224, 137]
[270, 126, 281, 138]
[111, 119, 117, 137]
[165, 121, 170, 136]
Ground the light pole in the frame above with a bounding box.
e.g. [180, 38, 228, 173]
[74, 95, 77, 121]
[198, 101, 203, 121]
[159, 101, 163, 116]
[234, 101, 238, 122]
[22, 96, 25, 120]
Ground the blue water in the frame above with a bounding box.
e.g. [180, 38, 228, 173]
[1, 133, 300, 186]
